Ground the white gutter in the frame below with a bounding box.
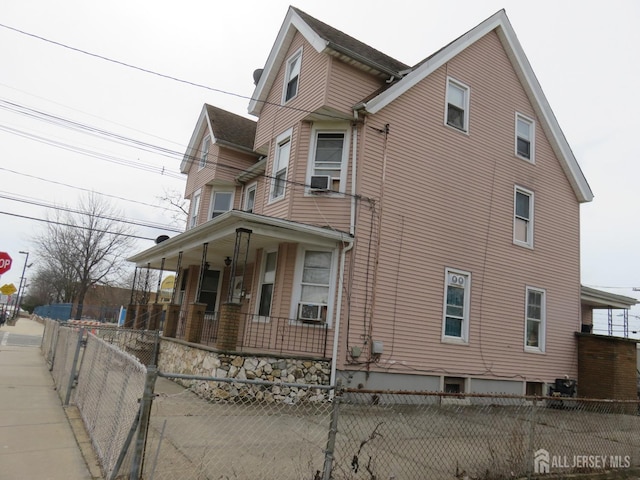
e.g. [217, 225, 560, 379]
[329, 112, 359, 392]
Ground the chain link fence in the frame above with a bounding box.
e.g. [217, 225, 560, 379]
[40, 318, 640, 479]
[73, 333, 148, 479]
[143, 374, 335, 480]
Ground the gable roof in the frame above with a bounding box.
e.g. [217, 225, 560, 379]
[181, 104, 257, 173]
[359, 10, 593, 203]
[248, 6, 409, 117]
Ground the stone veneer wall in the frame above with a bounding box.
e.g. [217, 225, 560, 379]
[157, 338, 332, 403]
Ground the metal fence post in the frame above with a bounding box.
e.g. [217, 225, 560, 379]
[322, 380, 342, 480]
[64, 327, 85, 406]
[526, 397, 537, 480]
[130, 366, 158, 480]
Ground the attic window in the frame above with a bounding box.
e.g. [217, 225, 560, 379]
[516, 113, 535, 162]
[199, 136, 210, 170]
[446, 78, 469, 133]
[283, 49, 302, 103]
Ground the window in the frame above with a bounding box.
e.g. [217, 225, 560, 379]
[198, 270, 220, 312]
[526, 381, 544, 396]
[442, 269, 470, 343]
[516, 114, 535, 161]
[446, 77, 470, 132]
[244, 184, 257, 213]
[189, 191, 201, 228]
[308, 129, 348, 193]
[210, 191, 233, 219]
[444, 377, 466, 394]
[271, 130, 291, 200]
[525, 287, 545, 352]
[514, 187, 534, 247]
[199, 136, 210, 170]
[297, 250, 332, 323]
[283, 49, 302, 103]
[257, 251, 277, 318]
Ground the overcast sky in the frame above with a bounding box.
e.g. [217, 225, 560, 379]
[0, 0, 638, 334]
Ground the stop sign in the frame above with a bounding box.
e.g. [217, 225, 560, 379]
[0, 252, 12, 275]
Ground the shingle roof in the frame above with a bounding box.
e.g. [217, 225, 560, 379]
[291, 7, 409, 76]
[205, 104, 256, 151]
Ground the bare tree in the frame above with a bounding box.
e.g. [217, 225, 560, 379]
[33, 192, 136, 319]
[157, 187, 188, 230]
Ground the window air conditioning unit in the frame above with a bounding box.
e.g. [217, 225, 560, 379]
[309, 175, 330, 191]
[298, 303, 324, 322]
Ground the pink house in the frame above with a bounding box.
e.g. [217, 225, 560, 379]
[129, 8, 595, 395]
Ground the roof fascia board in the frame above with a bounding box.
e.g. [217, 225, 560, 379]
[363, 10, 593, 203]
[180, 105, 213, 173]
[249, 8, 328, 116]
[128, 210, 352, 264]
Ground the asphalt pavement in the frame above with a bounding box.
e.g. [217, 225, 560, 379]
[0, 317, 101, 479]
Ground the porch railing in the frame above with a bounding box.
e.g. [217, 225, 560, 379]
[201, 311, 220, 345]
[241, 313, 329, 357]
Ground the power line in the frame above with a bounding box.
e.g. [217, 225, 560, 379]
[0, 166, 179, 212]
[0, 210, 156, 241]
[0, 191, 182, 233]
[0, 22, 350, 122]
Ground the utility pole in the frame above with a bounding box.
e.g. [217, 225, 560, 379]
[13, 251, 29, 322]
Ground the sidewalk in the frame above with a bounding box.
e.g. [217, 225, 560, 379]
[0, 317, 100, 480]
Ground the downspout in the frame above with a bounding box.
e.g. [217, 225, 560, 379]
[329, 110, 359, 391]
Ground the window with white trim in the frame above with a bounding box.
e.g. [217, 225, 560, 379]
[199, 136, 210, 170]
[442, 268, 470, 343]
[446, 77, 470, 132]
[514, 187, 534, 247]
[525, 287, 545, 352]
[189, 191, 201, 229]
[257, 251, 277, 318]
[297, 250, 332, 324]
[283, 49, 302, 103]
[210, 190, 233, 219]
[271, 131, 292, 201]
[308, 128, 348, 193]
[516, 113, 535, 161]
[244, 183, 256, 213]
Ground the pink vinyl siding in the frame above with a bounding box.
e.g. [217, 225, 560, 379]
[339, 31, 581, 383]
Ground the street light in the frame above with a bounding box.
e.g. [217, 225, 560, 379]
[13, 251, 29, 321]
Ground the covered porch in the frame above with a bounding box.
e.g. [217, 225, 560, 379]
[127, 210, 352, 359]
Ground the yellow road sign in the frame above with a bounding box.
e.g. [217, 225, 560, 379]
[0, 283, 17, 295]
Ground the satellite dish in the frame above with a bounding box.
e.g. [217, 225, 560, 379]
[155, 235, 170, 244]
[253, 68, 264, 86]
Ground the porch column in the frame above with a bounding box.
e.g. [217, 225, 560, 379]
[148, 303, 163, 331]
[162, 304, 180, 338]
[134, 303, 149, 330]
[184, 302, 206, 343]
[216, 302, 241, 351]
[124, 304, 136, 329]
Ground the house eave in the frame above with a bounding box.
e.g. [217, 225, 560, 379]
[581, 285, 638, 310]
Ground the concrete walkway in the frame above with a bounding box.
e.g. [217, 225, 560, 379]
[0, 317, 100, 479]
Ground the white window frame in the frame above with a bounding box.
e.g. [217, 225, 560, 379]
[244, 183, 257, 213]
[524, 286, 546, 353]
[441, 268, 471, 344]
[515, 113, 535, 162]
[189, 189, 201, 229]
[255, 249, 278, 321]
[209, 189, 234, 219]
[199, 136, 210, 170]
[282, 48, 302, 103]
[270, 128, 292, 202]
[445, 77, 470, 133]
[290, 246, 337, 327]
[306, 124, 350, 195]
[514, 186, 534, 248]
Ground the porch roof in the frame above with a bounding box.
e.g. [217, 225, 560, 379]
[581, 285, 638, 310]
[128, 210, 353, 272]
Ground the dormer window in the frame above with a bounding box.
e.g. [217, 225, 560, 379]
[199, 136, 210, 170]
[283, 49, 302, 103]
